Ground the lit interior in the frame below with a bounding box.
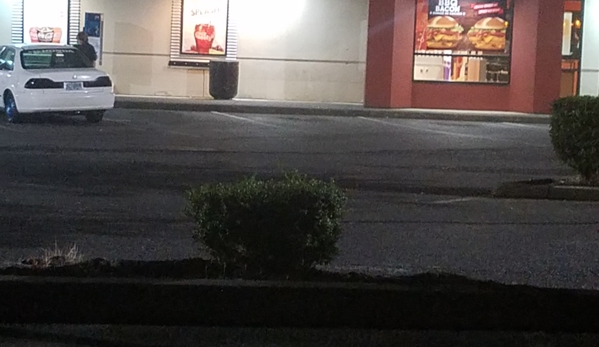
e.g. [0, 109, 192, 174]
[236, 0, 306, 39]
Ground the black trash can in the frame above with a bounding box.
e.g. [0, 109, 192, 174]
[209, 60, 239, 100]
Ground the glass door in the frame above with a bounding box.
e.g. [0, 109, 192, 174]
[561, 0, 582, 97]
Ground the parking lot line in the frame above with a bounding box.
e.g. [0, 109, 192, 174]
[358, 117, 495, 140]
[500, 122, 549, 130]
[211, 111, 280, 128]
[431, 197, 481, 204]
[358, 117, 548, 147]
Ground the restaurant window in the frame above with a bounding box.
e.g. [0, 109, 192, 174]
[11, 0, 81, 45]
[169, 0, 238, 68]
[560, 0, 582, 97]
[413, 0, 514, 84]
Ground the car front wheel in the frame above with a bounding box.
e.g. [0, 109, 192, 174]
[85, 111, 104, 123]
[3, 93, 22, 123]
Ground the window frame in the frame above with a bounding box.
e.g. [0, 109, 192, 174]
[20, 48, 93, 70]
[411, 0, 516, 85]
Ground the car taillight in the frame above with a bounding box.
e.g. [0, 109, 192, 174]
[83, 76, 112, 88]
[24, 78, 63, 89]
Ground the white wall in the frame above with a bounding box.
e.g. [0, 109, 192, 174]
[580, 0, 599, 96]
[0, 0, 13, 45]
[80, 0, 211, 97]
[234, 0, 368, 102]
[80, 0, 368, 102]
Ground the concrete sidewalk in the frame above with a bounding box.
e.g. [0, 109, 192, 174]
[114, 95, 551, 124]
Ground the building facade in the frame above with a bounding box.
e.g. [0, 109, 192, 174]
[0, 0, 596, 113]
[581, 0, 599, 96]
[1, 0, 368, 103]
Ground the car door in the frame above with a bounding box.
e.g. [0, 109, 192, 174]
[0, 46, 7, 108]
[0, 47, 16, 109]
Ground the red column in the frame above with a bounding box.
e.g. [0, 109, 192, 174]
[364, 0, 415, 108]
[509, 0, 563, 113]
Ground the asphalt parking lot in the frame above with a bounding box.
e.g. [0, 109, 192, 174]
[0, 109, 597, 289]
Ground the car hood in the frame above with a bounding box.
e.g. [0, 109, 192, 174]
[30, 69, 108, 82]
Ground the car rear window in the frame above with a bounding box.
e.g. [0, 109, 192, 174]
[21, 49, 93, 70]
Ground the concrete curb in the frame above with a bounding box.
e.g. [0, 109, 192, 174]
[114, 97, 551, 124]
[494, 179, 599, 201]
[1, 276, 599, 332]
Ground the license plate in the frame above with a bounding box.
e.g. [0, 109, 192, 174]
[64, 82, 83, 91]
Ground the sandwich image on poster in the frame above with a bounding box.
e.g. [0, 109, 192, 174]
[418, 0, 511, 52]
[467, 17, 507, 50]
[425, 16, 464, 49]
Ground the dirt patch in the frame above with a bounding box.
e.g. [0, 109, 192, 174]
[0, 257, 512, 290]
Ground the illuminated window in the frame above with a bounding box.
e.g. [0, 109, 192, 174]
[169, 0, 238, 67]
[413, 0, 514, 84]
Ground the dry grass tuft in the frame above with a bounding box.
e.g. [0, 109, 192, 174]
[22, 242, 84, 268]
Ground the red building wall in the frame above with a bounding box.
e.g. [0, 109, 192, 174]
[364, 0, 564, 114]
[364, 0, 414, 108]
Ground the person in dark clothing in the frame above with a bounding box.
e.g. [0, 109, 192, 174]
[74, 32, 97, 65]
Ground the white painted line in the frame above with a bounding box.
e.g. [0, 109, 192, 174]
[431, 197, 480, 204]
[483, 122, 519, 128]
[358, 117, 547, 147]
[211, 111, 279, 128]
[359, 117, 493, 140]
[501, 122, 549, 130]
[157, 129, 209, 139]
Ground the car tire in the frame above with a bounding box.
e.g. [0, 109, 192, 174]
[4, 93, 22, 124]
[85, 111, 104, 123]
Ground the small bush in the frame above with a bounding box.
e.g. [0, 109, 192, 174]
[185, 173, 347, 276]
[550, 96, 599, 184]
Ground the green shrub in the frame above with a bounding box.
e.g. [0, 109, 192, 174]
[185, 173, 347, 277]
[550, 96, 599, 184]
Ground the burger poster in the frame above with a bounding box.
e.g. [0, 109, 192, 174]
[181, 0, 228, 56]
[415, 0, 513, 53]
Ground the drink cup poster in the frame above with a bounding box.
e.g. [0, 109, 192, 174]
[415, 0, 513, 53]
[181, 0, 228, 56]
[23, 0, 69, 44]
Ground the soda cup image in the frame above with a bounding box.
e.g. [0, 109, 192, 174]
[194, 24, 215, 54]
[29, 27, 62, 43]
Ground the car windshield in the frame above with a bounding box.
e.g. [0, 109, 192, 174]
[20, 48, 93, 70]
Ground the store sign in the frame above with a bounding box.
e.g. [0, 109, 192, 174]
[416, 0, 511, 53]
[180, 0, 229, 56]
[430, 0, 466, 16]
[23, 0, 69, 44]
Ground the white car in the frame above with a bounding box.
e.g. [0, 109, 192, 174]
[0, 44, 115, 123]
